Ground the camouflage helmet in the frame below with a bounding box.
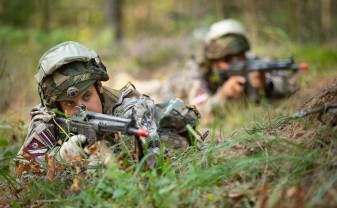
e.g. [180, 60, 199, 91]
[204, 35, 250, 60]
[36, 41, 109, 107]
[204, 19, 250, 60]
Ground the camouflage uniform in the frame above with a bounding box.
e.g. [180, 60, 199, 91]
[158, 19, 297, 107]
[163, 58, 297, 102]
[16, 41, 200, 167]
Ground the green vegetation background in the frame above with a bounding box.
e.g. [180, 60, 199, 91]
[0, 0, 337, 207]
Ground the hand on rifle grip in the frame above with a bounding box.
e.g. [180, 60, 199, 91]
[221, 76, 246, 98]
[59, 134, 87, 162]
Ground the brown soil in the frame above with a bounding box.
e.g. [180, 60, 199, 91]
[293, 76, 337, 110]
[269, 75, 337, 141]
[300, 76, 337, 109]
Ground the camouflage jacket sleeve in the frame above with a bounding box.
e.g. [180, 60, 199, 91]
[111, 83, 201, 146]
[16, 104, 58, 164]
[265, 71, 298, 98]
[112, 83, 160, 147]
[161, 59, 205, 103]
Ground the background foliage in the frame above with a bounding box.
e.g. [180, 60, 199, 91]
[0, 0, 336, 114]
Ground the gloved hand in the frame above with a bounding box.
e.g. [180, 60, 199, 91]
[59, 135, 87, 162]
[30, 105, 55, 122]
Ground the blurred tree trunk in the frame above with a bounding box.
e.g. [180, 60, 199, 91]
[321, 0, 331, 41]
[105, 0, 124, 42]
[214, 0, 224, 20]
[294, 0, 307, 44]
[243, 0, 258, 41]
[146, 0, 151, 25]
[41, 0, 50, 32]
[308, 0, 321, 42]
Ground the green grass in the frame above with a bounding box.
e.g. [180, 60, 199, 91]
[1, 97, 336, 207]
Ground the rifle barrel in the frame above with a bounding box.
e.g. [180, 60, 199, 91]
[222, 59, 299, 76]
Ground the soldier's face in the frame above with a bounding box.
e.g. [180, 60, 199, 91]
[212, 54, 265, 90]
[212, 54, 246, 70]
[59, 85, 103, 116]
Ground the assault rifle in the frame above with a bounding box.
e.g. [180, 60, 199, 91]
[216, 56, 308, 78]
[214, 56, 308, 101]
[54, 107, 149, 160]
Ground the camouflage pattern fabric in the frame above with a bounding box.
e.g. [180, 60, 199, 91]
[112, 85, 161, 150]
[204, 35, 250, 60]
[16, 105, 57, 164]
[155, 99, 200, 133]
[156, 99, 201, 149]
[157, 59, 205, 103]
[39, 60, 109, 107]
[265, 71, 298, 98]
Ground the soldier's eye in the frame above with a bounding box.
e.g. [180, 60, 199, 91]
[65, 101, 75, 107]
[83, 92, 91, 101]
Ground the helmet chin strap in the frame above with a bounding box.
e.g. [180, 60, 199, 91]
[38, 83, 46, 108]
[94, 81, 105, 111]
